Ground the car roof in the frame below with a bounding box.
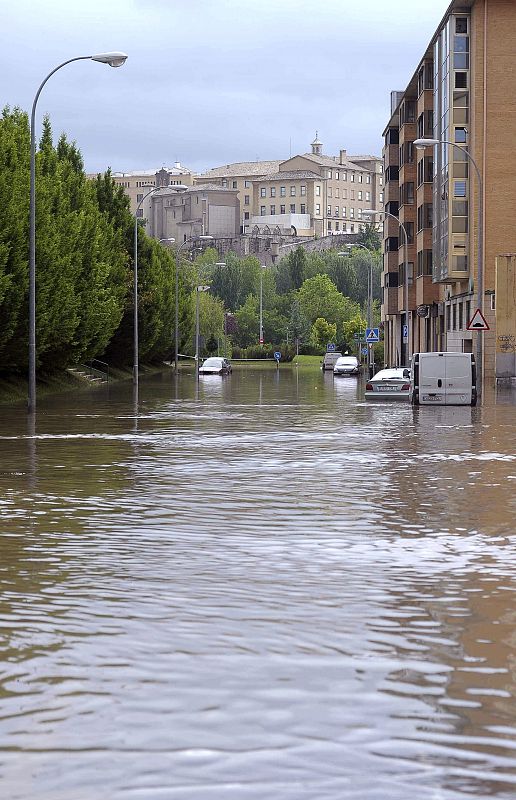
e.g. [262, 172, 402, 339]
[336, 356, 358, 363]
[203, 357, 223, 363]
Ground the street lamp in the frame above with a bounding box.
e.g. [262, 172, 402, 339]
[363, 209, 410, 366]
[133, 185, 172, 386]
[414, 137, 484, 398]
[195, 284, 210, 379]
[259, 264, 267, 345]
[28, 52, 128, 412]
[338, 243, 375, 376]
[174, 235, 214, 373]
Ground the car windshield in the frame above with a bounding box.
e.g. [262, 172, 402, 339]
[202, 358, 223, 367]
[372, 369, 408, 381]
[336, 357, 358, 366]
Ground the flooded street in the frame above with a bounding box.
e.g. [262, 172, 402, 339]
[1, 366, 515, 799]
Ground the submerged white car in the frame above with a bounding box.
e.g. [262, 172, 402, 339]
[365, 367, 411, 400]
[333, 356, 360, 376]
[198, 357, 232, 375]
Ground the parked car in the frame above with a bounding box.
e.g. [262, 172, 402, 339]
[199, 357, 232, 375]
[365, 367, 411, 400]
[410, 352, 476, 406]
[321, 351, 343, 371]
[333, 356, 360, 376]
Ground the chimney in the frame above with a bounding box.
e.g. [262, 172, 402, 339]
[175, 161, 181, 169]
[339, 149, 347, 164]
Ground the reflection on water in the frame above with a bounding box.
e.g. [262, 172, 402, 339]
[0, 367, 515, 799]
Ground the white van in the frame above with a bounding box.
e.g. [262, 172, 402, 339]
[410, 352, 477, 406]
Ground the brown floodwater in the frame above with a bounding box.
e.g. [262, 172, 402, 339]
[0, 366, 515, 799]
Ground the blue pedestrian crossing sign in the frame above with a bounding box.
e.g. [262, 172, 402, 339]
[326, 343, 336, 352]
[274, 351, 281, 361]
[365, 327, 380, 343]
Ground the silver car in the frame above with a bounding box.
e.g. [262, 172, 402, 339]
[333, 356, 359, 376]
[198, 357, 232, 375]
[365, 367, 411, 400]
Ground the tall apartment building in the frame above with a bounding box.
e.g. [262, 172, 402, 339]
[382, 0, 516, 381]
[197, 137, 383, 237]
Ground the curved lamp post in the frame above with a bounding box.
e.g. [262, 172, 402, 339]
[339, 243, 375, 376]
[133, 185, 172, 386]
[259, 264, 267, 345]
[28, 52, 128, 412]
[174, 235, 214, 373]
[414, 137, 483, 398]
[363, 209, 410, 366]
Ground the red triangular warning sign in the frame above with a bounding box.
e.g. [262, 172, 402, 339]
[467, 308, 489, 331]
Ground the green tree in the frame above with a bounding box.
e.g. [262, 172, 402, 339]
[234, 294, 259, 347]
[357, 222, 382, 251]
[309, 318, 337, 351]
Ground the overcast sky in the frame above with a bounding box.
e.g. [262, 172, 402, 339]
[2, 0, 449, 175]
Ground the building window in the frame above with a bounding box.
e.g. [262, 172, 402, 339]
[244, 212, 250, 220]
[244, 195, 250, 205]
[452, 304, 457, 330]
[136, 193, 143, 202]
[315, 204, 321, 215]
[328, 221, 332, 230]
[379, 192, 384, 203]
[290, 204, 296, 213]
[358, 190, 363, 200]
[365, 191, 370, 201]
[315, 185, 321, 196]
[300, 203, 306, 214]
[343, 189, 347, 199]
[328, 187, 332, 198]
[342, 206, 346, 217]
[280, 186, 286, 196]
[334, 206, 339, 217]
[455, 72, 468, 88]
[335, 188, 340, 198]
[350, 207, 355, 218]
[260, 206, 266, 215]
[350, 172, 355, 182]
[136, 208, 143, 218]
[290, 186, 296, 196]
[300, 185, 306, 196]
[342, 223, 347, 232]
[366, 175, 371, 184]
[268, 187, 275, 197]
[456, 16, 468, 33]
[351, 190, 355, 200]
[232, 181, 238, 189]
[335, 171, 340, 180]
[327, 205, 331, 216]
[335, 222, 340, 231]
[350, 224, 355, 232]
[455, 127, 467, 143]
[327, 170, 332, 179]
[260, 187, 266, 197]
[358, 173, 363, 183]
[454, 180, 467, 197]
[342, 171, 347, 181]
[270, 205, 276, 215]
[244, 180, 251, 188]
[280, 204, 286, 214]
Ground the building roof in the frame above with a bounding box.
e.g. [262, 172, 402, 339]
[197, 160, 282, 178]
[299, 152, 369, 172]
[253, 170, 323, 182]
[112, 165, 191, 177]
